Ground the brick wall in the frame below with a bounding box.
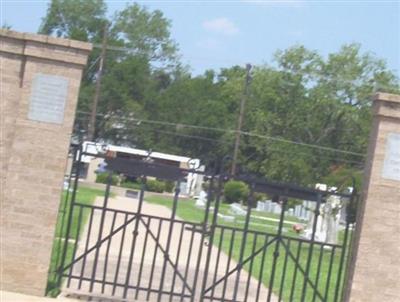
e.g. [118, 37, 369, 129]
[346, 93, 400, 301]
[0, 30, 91, 296]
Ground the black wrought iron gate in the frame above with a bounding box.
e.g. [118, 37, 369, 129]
[54, 144, 357, 302]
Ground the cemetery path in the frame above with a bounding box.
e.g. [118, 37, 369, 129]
[63, 195, 278, 302]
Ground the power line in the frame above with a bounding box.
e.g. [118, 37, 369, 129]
[75, 110, 366, 157]
[74, 115, 364, 166]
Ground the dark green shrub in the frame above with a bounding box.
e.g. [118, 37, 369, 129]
[164, 180, 175, 193]
[224, 180, 249, 204]
[146, 179, 165, 193]
[120, 180, 142, 190]
[95, 172, 119, 185]
[253, 193, 267, 202]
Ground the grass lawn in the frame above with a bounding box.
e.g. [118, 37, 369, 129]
[46, 186, 112, 297]
[145, 195, 350, 302]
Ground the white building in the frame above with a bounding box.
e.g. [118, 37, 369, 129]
[79, 142, 204, 196]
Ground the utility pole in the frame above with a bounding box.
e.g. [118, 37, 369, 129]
[87, 23, 108, 141]
[231, 63, 252, 175]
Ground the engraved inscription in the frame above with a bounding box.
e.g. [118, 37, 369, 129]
[382, 133, 400, 181]
[28, 74, 69, 124]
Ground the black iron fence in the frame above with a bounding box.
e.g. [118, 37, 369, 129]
[52, 143, 357, 302]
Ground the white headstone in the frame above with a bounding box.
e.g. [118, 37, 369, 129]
[217, 213, 235, 222]
[274, 203, 282, 215]
[230, 203, 247, 216]
[195, 190, 207, 208]
[294, 205, 301, 217]
[256, 201, 265, 212]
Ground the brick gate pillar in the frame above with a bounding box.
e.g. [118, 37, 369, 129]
[0, 30, 91, 296]
[345, 93, 400, 302]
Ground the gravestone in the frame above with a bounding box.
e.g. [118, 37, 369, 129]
[265, 200, 272, 212]
[125, 190, 139, 199]
[294, 205, 301, 217]
[195, 190, 207, 208]
[273, 203, 282, 215]
[256, 201, 265, 211]
[230, 203, 247, 216]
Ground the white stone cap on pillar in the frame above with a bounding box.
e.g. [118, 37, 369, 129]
[373, 92, 400, 119]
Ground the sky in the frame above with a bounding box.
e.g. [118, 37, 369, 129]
[1, 0, 399, 76]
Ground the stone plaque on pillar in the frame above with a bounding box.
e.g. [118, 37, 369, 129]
[382, 132, 400, 181]
[28, 73, 69, 124]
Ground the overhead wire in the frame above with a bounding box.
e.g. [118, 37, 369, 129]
[75, 110, 366, 158]
[77, 43, 398, 165]
[73, 114, 365, 166]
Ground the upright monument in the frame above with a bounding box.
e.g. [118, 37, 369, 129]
[346, 93, 400, 301]
[0, 30, 91, 296]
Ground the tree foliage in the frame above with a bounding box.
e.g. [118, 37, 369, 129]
[39, 1, 400, 188]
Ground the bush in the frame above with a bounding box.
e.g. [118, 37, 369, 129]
[164, 180, 175, 193]
[253, 193, 267, 202]
[120, 180, 142, 190]
[224, 180, 249, 204]
[146, 179, 165, 193]
[95, 172, 119, 185]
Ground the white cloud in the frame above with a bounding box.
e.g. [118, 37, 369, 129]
[202, 17, 239, 36]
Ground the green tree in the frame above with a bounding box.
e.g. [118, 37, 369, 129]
[39, 0, 180, 140]
[235, 44, 399, 184]
[39, 0, 107, 41]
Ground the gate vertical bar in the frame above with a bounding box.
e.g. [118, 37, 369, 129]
[267, 196, 286, 302]
[278, 239, 290, 302]
[221, 229, 236, 301]
[323, 247, 336, 301]
[101, 211, 117, 293]
[333, 193, 354, 302]
[200, 174, 224, 301]
[300, 193, 322, 302]
[67, 205, 83, 287]
[289, 241, 303, 302]
[255, 234, 269, 302]
[210, 227, 225, 300]
[123, 177, 147, 299]
[311, 243, 325, 302]
[135, 216, 151, 299]
[232, 185, 255, 302]
[244, 233, 258, 302]
[78, 207, 95, 289]
[89, 170, 113, 292]
[147, 220, 163, 300]
[191, 175, 215, 302]
[112, 213, 128, 295]
[180, 222, 196, 302]
[342, 191, 359, 302]
[53, 145, 77, 286]
[57, 143, 82, 288]
[157, 181, 181, 302]
[169, 220, 186, 302]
